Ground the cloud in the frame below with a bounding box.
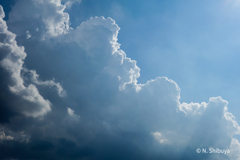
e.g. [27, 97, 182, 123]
[0, 0, 240, 159]
[7, 0, 70, 40]
[0, 4, 65, 118]
[67, 107, 80, 120]
[0, 131, 14, 140]
[63, 0, 81, 9]
[24, 68, 66, 97]
[152, 132, 168, 144]
[26, 30, 31, 39]
[230, 138, 240, 159]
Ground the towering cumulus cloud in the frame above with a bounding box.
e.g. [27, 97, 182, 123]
[0, 0, 239, 159]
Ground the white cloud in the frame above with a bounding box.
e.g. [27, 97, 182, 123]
[26, 30, 31, 39]
[0, 5, 64, 117]
[230, 138, 240, 159]
[179, 102, 207, 115]
[64, 16, 141, 91]
[8, 0, 70, 40]
[1, 1, 240, 159]
[63, 14, 240, 158]
[63, 0, 81, 9]
[62, 15, 240, 158]
[67, 107, 80, 119]
[152, 132, 168, 144]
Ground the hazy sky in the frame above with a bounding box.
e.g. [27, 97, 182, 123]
[1, 0, 240, 159]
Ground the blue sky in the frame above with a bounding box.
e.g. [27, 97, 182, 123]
[1, 0, 240, 159]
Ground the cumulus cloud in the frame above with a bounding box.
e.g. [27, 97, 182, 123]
[0, 6, 50, 117]
[7, 0, 70, 40]
[0, 4, 65, 118]
[0, 0, 240, 159]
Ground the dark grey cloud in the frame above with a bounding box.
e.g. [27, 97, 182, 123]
[0, 0, 239, 159]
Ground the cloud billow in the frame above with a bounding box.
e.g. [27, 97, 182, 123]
[0, 5, 65, 118]
[0, 0, 239, 159]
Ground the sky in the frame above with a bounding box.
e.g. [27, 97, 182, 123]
[0, 0, 240, 159]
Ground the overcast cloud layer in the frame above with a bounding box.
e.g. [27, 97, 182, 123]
[0, 0, 240, 159]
